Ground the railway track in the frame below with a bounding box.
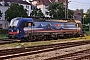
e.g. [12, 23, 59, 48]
[0, 38, 20, 45]
[45, 49, 90, 60]
[0, 40, 90, 59]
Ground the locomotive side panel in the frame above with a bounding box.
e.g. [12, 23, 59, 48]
[23, 21, 81, 40]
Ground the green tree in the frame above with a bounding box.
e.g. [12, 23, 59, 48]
[68, 9, 74, 18]
[84, 8, 90, 24]
[46, 2, 73, 19]
[30, 8, 44, 17]
[46, 2, 65, 19]
[0, 10, 2, 17]
[76, 9, 84, 13]
[5, 3, 28, 21]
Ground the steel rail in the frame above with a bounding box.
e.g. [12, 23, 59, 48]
[0, 40, 90, 59]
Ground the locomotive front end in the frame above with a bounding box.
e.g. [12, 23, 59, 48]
[7, 18, 20, 39]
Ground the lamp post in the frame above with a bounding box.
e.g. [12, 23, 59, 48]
[64, 0, 68, 19]
[83, 15, 86, 25]
[83, 15, 90, 31]
[66, 0, 68, 19]
[64, 0, 70, 19]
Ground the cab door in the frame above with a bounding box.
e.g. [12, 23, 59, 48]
[23, 22, 34, 36]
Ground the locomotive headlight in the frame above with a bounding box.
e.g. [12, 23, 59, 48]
[11, 30, 13, 32]
[17, 29, 19, 33]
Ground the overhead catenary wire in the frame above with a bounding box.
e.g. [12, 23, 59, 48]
[68, 0, 90, 10]
[69, 1, 90, 6]
[69, 1, 90, 7]
[71, 0, 90, 5]
[69, 3, 90, 7]
[68, 0, 90, 13]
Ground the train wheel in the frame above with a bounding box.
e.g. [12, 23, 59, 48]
[75, 33, 80, 38]
[8, 37, 12, 39]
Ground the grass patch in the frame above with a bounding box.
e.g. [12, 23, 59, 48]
[13, 43, 22, 47]
[41, 54, 47, 57]
[19, 41, 52, 47]
[70, 38, 76, 40]
[35, 55, 41, 58]
[86, 31, 90, 34]
[0, 34, 7, 39]
[0, 35, 90, 49]
[65, 49, 75, 52]
[55, 52, 59, 54]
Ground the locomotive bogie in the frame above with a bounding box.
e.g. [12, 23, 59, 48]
[7, 34, 16, 39]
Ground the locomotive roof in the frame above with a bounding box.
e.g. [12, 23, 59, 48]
[46, 19, 68, 22]
[32, 18, 68, 22]
[13, 17, 81, 23]
[32, 18, 81, 23]
[32, 18, 47, 22]
[46, 19, 81, 23]
[75, 20, 81, 23]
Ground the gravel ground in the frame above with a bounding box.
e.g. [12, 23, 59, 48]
[0, 39, 87, 50]
[6, 44, 90, 60]
[52, 39, 86, 44]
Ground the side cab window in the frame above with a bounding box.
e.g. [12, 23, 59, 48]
[20, 22, 34, 28]
[26, 22, 35, 27]
[28, 23, 32, 27]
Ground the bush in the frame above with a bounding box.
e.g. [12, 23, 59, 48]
[82, 25, 89, 31]
[0, 29, 8, 34]
[82, 28, 89, 31]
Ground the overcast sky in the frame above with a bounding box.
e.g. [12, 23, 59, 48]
[68, 0, 90, 13]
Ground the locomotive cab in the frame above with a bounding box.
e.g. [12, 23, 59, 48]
[8, 17, 20, 39]
[7, 17, 34, 39]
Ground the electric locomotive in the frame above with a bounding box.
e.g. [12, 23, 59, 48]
[7, 17, 83, 41]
